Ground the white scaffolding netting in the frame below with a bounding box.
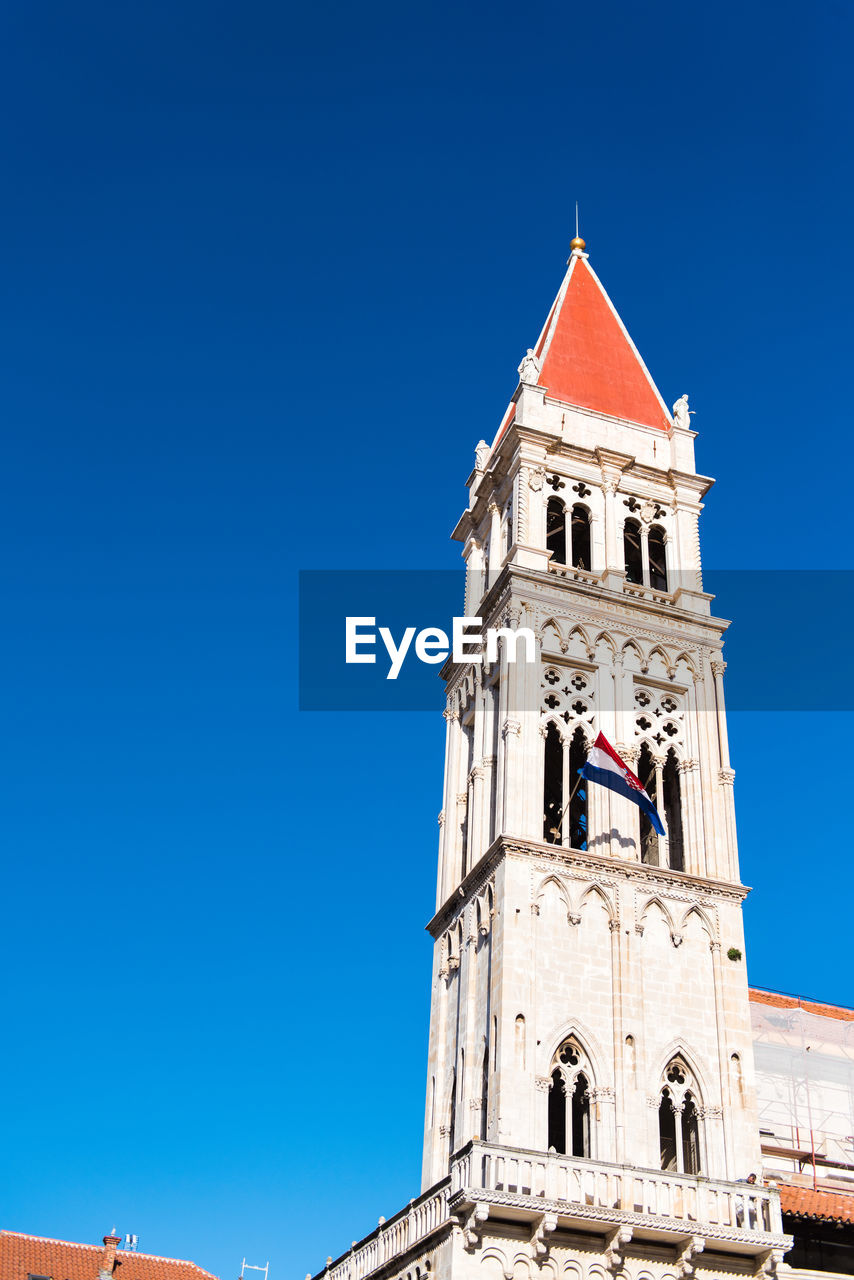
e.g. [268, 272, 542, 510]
[751, 995, 854, 1178]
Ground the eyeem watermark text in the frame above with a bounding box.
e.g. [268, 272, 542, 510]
[346, 617, 536, 680]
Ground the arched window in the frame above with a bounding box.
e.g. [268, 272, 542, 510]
[448, 1068, 457, 1156]
[571, 1072, 591, 1157]
[547, 1069, 566, 1154]
[658, 1058, 703, 1174]
[659, 1088, 677, 1170]
[543, 723, 563, 844]
[481, 1043, 489, 1139]
[663, 749, 684, 871]
[569, 727, 588, 851]
[570, 504, 591, 570]
[624, 518, 643, 584]
[638, 743, 659, 865]
[547, 498, 567, 565]
[547, 1038, 593, 1157]
[682, 1093, 700, 1174]
[543, 724, 587, 849]
[648, 524, 668, 591]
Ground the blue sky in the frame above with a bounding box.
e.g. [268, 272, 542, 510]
[0, 1, 852, 1277]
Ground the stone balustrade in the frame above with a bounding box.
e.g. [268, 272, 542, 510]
[320, 1181, 452, 1280]
[315, 1145, 785, 1280]
[451, 1140, 783, 1236]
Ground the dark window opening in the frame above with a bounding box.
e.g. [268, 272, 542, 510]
[638, 743, 659, 865]
[543, 722, 563, 844]
[570, 504, 591, 570]
[547, 1068, 566, 1154]
[663, 748, 684, 871]
[682, 1092, 701, 1173]
[569, 727, 588, 851]
[659, 1089, 677, 1170]
[547, 498, 567, 565]
[481, 1045, 489, 1140]
[571, 1071, 591, 1157]
[448, 1069, 457, 1157]
[784, 1218, 854, 1274]
[624, 518, 643, 584]
[648, 524, 668, 591]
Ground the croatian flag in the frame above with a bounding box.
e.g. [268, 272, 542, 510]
[581, 732, 665, 835]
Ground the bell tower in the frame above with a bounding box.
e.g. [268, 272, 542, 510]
[423, 235, 757, 1188]
[312, 238, 790, 1280]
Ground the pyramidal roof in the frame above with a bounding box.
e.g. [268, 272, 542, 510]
[531, 250, 671, 431]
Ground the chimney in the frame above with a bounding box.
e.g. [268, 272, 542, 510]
[99, 1234, 122, 1279]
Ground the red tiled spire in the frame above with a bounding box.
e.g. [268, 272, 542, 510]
[534, 252, 671, 431]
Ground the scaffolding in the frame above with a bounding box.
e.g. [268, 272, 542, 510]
[750, 989, 854, 1189]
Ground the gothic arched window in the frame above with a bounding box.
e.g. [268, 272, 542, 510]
[547, 1038, 593, 1157]
[448, 1068, 457, 1157]
[648, 524, 668, 591]
[638, 743, 659, 866]
[543, 722, 563, 844]
[547, 498, 567, 565]
[624, 518, 643, 584]
[658, 1058, 703, 1174]
[543, 725, 588, 849]
[663, 748, 684, 871]
[569, 727, 588, 851]
[570, 504, 591, 571]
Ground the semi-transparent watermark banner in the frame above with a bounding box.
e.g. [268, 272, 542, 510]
[298, 570, 854, 711]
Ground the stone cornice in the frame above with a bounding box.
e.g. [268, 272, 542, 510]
[448, 1188, 790, 1252]
[427, 841, 505, 937]
[427, 836, 749, 937]
[440, 563, 728, 685]
[501, 836, 750, 903]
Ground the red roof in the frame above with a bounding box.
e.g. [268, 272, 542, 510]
[750, 987, 854, 1023]
[779, 1184, 854, 1224]
[535, 255, 671, 431]
[0, 1232, 219, 1280]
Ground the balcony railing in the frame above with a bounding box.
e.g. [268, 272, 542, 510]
[318, 1180, 452, 1280]
[451, 1141, 784, 1238]
[315, 1144, 785, 1280]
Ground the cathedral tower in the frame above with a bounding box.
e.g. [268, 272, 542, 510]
[313, 239, 790, 1280]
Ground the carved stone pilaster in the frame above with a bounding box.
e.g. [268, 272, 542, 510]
[502, 719, 521, 739]
[718, 768, 736, 786]
[534, 1075, 552, 1093]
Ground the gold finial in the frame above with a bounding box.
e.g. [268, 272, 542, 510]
[569, 236, 586, 252]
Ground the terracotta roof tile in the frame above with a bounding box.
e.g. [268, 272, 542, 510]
[749, 987, 854, 1023]
[0, 1231, 219, 1280]
[535, 257, 671, 432]
[779, 1184, 854, 1224]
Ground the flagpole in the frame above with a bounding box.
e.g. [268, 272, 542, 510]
[548, 771, 585, 839]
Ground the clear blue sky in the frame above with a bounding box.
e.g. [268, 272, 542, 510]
[1, 2, 851, 1278]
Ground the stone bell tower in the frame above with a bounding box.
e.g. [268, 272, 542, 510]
[421, 234, 758, 1197]
[312, 238, 790, 1280]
